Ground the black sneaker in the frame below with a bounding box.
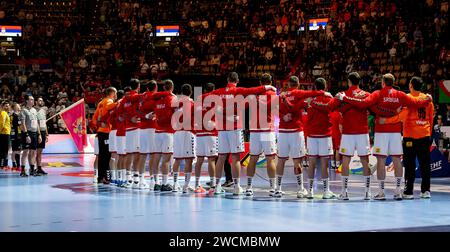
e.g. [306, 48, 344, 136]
[206, 182, 211, 186]
[36, 168, 48, 175]
[31, 169, 41, 177]
[161, 184, 173, 192]
[20, 171, 28, 177]
[154, 184, 162, 191]
[222, 181, 234, 187]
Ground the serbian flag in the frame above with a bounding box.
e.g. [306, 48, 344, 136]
[60, 99, 87, 152]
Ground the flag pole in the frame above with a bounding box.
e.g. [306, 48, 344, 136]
[46, 99, 85, 122]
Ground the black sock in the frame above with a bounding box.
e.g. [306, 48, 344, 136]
[21, 165, 25, 172]
[13, 162, 17, 168]
[4, 159, 8, 167]
[30, 165, 35, 171]
[15, 154, 20, 167]
[38, 166, 42, 170]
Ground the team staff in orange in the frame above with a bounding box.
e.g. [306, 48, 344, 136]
[378, 77, 433, 199]
[93, 87, 118, 184]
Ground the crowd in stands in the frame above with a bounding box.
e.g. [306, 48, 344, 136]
[0, 0, 449, 133]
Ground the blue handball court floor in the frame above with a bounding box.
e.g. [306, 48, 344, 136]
[1, 154, 450, 232]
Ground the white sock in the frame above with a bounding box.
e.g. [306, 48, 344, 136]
[111, 170, 117, 181]
[296, 174, 304, 190]
[331, 160, 336, 167]
[269, 178, 276, 190]
[139, 173, 145, 183]
[162, 174, 168, 185]
[215, 177, 221, 187]
[247, 176, 253, 189]
[364, 176, 371, 193]
[210, 177, 215, 187]
[154, 174, 160, 184]
[184, 172, 191, 187]
[195, 177, 200, 188]
[342, 176, 349, 193]
[378, 180, 385, 193]
[126, 171, 132, 182]
[173, 172, 179, 184]
[336, 161, 341, 167]
[233, 178, 240, 188]
[133, 174, 139, 183]
[323, 178, 329, 192]
[277, 175, 283, 191]
[309, 179, 314, 192]
[395, 177, 402, 190]
[120, 169, 126, 182]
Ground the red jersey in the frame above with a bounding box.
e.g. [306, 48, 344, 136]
[108, 103, 119, 131]
[343, 86, 431, 133]
[154, 93, 177, 133]
[115, 99, 126, 136]
[139, 91, 157, 129]
[210, 83, 267, 131]
[330, 110, 343, 145]
[194, 92, 218, 136]
[249, 90, 277, 132]
[118, 90, 142, 130]
[278, 88, 325, 132]
[306, 95, 333, 137]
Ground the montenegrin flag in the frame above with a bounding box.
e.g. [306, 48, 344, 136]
[60, 99, 87, 152]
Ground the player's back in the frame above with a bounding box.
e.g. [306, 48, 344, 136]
[307, 96, 333, 137]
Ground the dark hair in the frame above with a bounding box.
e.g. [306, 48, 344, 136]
[129, 78, 140, 90]
[227, 72, 239, 83]
[260, 73, 272, 85]
[383, 73, 395, 86]
[105, 87, 117, 96]
[410, 77, 423, 91]
[124, 87, 132, 92]
[163, 79, 174, 91]
[348, 72, 361, 86]
[117, 90, 125, 100]
[1, 100, 10, 106]
[24, 94, 33, 101]
[148, 80, 158, 92]
[181, 84, 193, 96]
[314, 78, 327, 90]
[204, 83, 215, 93]
[288, 76, 299, 87]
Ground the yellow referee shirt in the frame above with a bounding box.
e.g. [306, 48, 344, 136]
[0, 111, 11, 135]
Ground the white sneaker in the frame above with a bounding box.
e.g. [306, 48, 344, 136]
[402, 192, 414, 199]
[172, 183, 182, 193]
[183, 185, 194, 193]
[393, 188, 403, 201]
[233, 186, 244, 195]
[274, 190, 284, 198]
[307, 190, 314, 199]
[373, 191, 386, 200]
[322, 190, 336, 200]
[132, 180, 140, 189]
[297, 188, 308, 199]
[139, 181, 150, 190]
[214, 185, 225, 195]
[364, 191, 371, 200]
[245, 188, 254, 196]
[149, 180, 155, 191]
[124, 181, 134, 188]
[269, 189, 276, 197]
[337, 192, 349, 200]
[420, 191, 431, 199]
